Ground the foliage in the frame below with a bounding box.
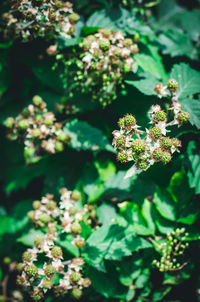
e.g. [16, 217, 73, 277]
[0, 0, 200, 302]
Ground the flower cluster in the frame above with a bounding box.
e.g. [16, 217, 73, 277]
[112, 79, 190, 172]
[17, 188, 96, 300]
[61, 28, 139, 106]
[2, 0, 80, 42]
[153, 228, 189, 272]
[4, 95, 71, 163]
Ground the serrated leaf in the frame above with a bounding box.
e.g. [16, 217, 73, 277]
[63, 119, 114, 153]
[170, 63, 200, 98]
[180, 98, 200, 129]
[126, 74, 158, 96]
[83, 224, 152, 271]
[187, 141, 200, 194]
[158, 29, 197, 59]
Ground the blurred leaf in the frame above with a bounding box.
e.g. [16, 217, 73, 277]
[63, 119, 114, 153]
[187, 141, 200, 195]
[97, 203, 117, 225]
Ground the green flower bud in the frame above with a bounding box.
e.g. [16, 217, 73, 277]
[132, 139, 146, 154]
[71, 288, 82, 300]
[31, 290, 44, 301]
[47, 200, 57, 210]
[70, 272, 82, 283]
[45, 264, 56, 277]
[39, 213, 51, 224]
[27, 210, 35, 221]
[99, 28, 112, 37]
[34, 234, 44, 246]
[32, 200, 41, 210]
[82, 277, 91, 288]
[22, 251, 32, 262]
[57, 132, 69, 143]
[55, 141, 64, 152]
[68, 13, 80, 23]
[71, 222, 82, 234]
[74, 238, 85, 249]
[4, 117, 15, 129]
[71, 190, 81, 201]
[3, 257, 11, 265]
[124, 38, 133, 47]
[42, 278, 52, 289]
[32, 128, 40, 138]
[167, 78, 178, 93]
[16, 263, 24, 273]
[24, 147, 35, 159]
[17, 119, 29, 130]
[32, 95, 43, 106]
[99, 38, 110, 51]
[51, 246, 63, 259]
[25, 264, 38, 278]
[16, 276, 25, 286]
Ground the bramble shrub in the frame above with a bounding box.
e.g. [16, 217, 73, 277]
[0, 0, 200, 302]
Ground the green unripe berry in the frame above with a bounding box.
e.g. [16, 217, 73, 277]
[55, 141, 64, 152]
[136, 159, 149, 170]
[167, 78, 178, 92]
[132, 139, 146, 154]
[123, 62, 132, 73]
[124, 38, 133, 47]
[22, 251, 32, 262]
[177, 111, 190, 125]
[116, 136, 126, 148]
[3, 257, 11, 265]
[24, 147, 35, 158]
[149, 126, 162, 140]
[124, 114, 136, 127]
[74, 238, 85, 249]
[71, 190, 81, 201]
[39, 213, 51, 224]
[70, 206, 78, 215]
[70, 272, 82, 283]
[71, 288, 82, 300]
[82, 277, 91, 288]
[25, 264, 38, 278]
[44, 116, 54, 126]
[152, 148, 163, 162]
[118, 117, 125, 128]
[51, 246, 63, 258]
[34, 234, 44, 246]
[32, 200, 41, 210]
[99, 28, 112, 37]
[99, 38, 110, 51]
[16, 263, 24, 272]
[161, 151, 172, 165]
[68, 13, 80, 23]
[4, 117, 15, 128]
[32, 95, 43, 106]
[17, 119, 29, 130]
[57, 132, 68, 142]
[153, 110, 166, 123]
[161, 137, 173, 150]
[117, 152, 128, 163]
[47, 200, 56, 210]
[42, 278, 52, 289]
[27, 210, 34, 221]
[32, 128, 40, 138]
[71, 222, 82, 234]
[45, 264, 56, 277]
[16, 276, 25, 286]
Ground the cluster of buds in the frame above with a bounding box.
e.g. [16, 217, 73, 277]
[4, 95, 71, 163]
[17, 188, 96, 300]
[2, 0, 80, 42]
[153, 228, 189, 272]
[121, 0, 159, 9]
[112, 79, 190, 172]
[61, 28, 139, 106]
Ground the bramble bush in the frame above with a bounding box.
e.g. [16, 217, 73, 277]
[0, 0, 200, 301]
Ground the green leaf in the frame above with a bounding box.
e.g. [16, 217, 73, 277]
[154, 188, 176, 221]
[17, 230, 44, 246]
[126, 74, 158, 96]
[170, 63, 200, 98]
[134, 54, 164, 79]
[187, 141, 200, 195]
[63, 119, 114, 153]
[180, 98, 200, 129]
[83, 224, 152, 271]
[97, 203, 117, 225]
[158, 29, 197, 59]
